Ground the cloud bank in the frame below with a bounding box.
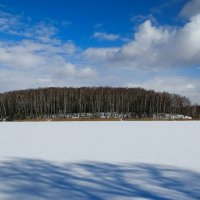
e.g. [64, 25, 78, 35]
[0, 12, 97, 91]
[85, 15, 200, 70]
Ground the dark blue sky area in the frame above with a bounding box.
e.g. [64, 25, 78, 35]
[2, 0, 187, 47]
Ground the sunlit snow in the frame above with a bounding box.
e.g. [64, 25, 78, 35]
[0, 121, 200, 199]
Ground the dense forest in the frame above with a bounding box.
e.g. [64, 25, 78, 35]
[0, 87, 199, 121]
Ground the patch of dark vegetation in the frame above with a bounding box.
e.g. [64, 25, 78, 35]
[0, 87, 199, 121]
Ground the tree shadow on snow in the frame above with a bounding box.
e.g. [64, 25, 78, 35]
[0, 159, 200, 200]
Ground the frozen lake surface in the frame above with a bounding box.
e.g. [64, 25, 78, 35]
[0, 121, 200, 199]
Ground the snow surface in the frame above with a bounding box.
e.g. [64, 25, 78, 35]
[0, 121, 200, 170]
[0, 121, 200, 199]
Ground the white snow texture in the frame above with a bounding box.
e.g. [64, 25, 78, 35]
[0, 121, 200, 199]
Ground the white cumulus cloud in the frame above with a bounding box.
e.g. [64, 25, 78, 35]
[84, 16, 200, 70]
[180, 0, 200, 18]
[55, 63, 97, 79]
[0, 10, 97, 91]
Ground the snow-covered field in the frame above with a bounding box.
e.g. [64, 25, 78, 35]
[0, 122, 200, 199]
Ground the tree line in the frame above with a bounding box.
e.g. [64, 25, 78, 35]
[0, 87, 199, 120]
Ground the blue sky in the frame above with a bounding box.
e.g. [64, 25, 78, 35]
[0, 0, 200, 103]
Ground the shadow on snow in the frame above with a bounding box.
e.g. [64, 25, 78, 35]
[0, 159, 200, 200]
